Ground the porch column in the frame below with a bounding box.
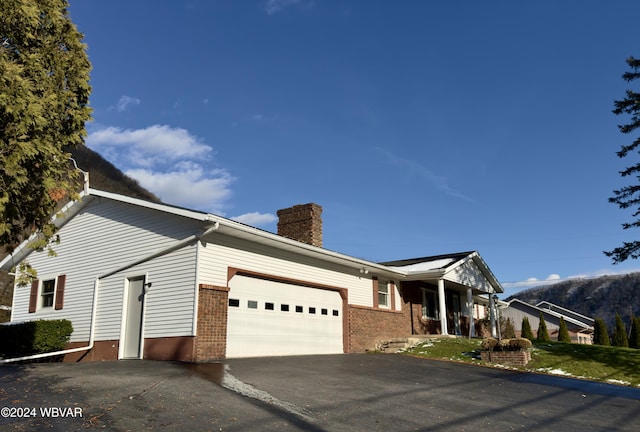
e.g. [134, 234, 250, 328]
[466, 287, 475, 338]
[438, 278, 448, 335]
[489, 294, 497, 338]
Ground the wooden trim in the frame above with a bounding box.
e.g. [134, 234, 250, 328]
[55, 274, 66, 310]
[372, 277, 379, 308]
[390, 281, 396, 311]
[28, 280, 39, 313]
[198, 284, 230, 292]
[227, 267, 348, 300]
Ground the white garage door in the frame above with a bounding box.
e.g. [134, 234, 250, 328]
[226, 275, 344, 358]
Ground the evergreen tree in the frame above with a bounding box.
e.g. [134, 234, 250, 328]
[630, 315, 640, 349]
[558, 317, 571, 343]
[612, 313, 629, 347]
[500, 317, 516, 339]
[521, 317, 534, 340]
[536, 313, 550, 342]
[606, 57, 640, 263]
[593, 318, 611, 346]
[0, 0, 92, 253]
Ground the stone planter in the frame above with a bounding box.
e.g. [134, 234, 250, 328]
[480, 349, 531, 367]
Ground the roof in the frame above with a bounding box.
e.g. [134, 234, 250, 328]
[0, 189, 403, 278]
[504, 299, 593, 331]
[536, 301, 594, 327]
[381, 251, 503, 293]
[0, 189, 503, 294]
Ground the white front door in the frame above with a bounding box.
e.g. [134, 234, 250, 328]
[122, 277, 145, 359]
[226, 275, 344, 358]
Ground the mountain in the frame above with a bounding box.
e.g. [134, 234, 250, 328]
[66, 145, 160, 202]
[0, 145, 159, 322]
[508, 273, 640, 331]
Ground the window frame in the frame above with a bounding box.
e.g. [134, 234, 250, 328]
[40, 278, 56, 308]
[378, 280, 390, 308]
[421, 288, 439, 320]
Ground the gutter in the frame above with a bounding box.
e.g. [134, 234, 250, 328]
[0, 223, 220, 364]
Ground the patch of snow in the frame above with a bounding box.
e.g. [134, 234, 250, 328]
[606, 379, 631, 386]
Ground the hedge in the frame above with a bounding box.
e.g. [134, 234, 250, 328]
[0, 319, 73, 359]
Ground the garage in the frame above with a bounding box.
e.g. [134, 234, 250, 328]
[226, 275, 344, 358]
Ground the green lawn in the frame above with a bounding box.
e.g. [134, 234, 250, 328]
[400, 338, 640, 387]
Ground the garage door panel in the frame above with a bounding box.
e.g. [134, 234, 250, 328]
[226, 276, 343, 358]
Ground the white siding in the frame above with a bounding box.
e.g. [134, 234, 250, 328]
[198, 235, 375, 307]
[12, 198, 202, 342]
[444, 259, 493, 293]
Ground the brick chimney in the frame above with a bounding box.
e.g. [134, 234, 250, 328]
[277, 203, 323, 247]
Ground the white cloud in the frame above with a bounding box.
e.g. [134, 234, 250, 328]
[126, 168, 233, 214]
[87, 124, 230, 213]
[232, 212, 277, 226]
[111, 95, 141, 112]
[87, 124, 212, 167]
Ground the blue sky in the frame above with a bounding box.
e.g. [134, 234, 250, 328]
[68, 0, 640, 297]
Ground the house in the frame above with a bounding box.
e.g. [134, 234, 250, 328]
[0, 189, 503, 362]
[499, 298, 594, 344]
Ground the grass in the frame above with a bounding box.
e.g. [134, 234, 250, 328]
[401, 338, 640, 387]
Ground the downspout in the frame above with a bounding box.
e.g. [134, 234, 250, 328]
[0, 222, 220, 364]
[0, 278, 100, 364]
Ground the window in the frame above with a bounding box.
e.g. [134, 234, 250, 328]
[29, 275, 66, 313]
[248, 300, 258, 309]
[265, 302, 274, 310]
[281, 304, 290, 312]
[295, 305, 303, 313]
[309, 307, 316, 314]
[41, 279, 55, 308]
[229, 298, 240, 307]
[321, 308, 328, 315]
[421, 288, 439, 320]
[332, 309, 339, 316]
[378, 280, 389, 307]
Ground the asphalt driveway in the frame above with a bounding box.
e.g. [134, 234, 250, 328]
[1, 354, 639, 431]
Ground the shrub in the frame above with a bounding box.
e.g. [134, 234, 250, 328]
[0, 320, 73, 358]
[630, 315, 640, 349]
[558, 317, 571, 343]
[481, 337, 498, 351]
[508, 338, 532, 350]
[536, 313, 550, 342]
[612, 313, 629, 347]
[593, 318, 610, 346]
[481, 337, 531, 351]
[521, 317, 534, 340]
[501, 317, 516, 339]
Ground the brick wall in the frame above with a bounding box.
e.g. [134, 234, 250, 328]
[195, 284, 229, 361]
[276, 203, 323, 247]
[480, 350, 531, 366]
[348, 305, 409, 352]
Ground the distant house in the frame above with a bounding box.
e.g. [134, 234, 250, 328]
[500, 299, 594, 344]
[0, 189, 503, 362]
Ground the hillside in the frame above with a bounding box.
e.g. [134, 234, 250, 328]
[509, 273, 640, 331]
[0, 145, 159, 322]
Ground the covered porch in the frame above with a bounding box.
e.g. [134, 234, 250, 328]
[383, 251, 504, 338]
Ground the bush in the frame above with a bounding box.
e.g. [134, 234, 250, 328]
[630, 316, 640, 349]
[0, 320, 73, 358]
[593, 318, 610, 346]
[558, 317, 571, 343]
[612, 313, 629, 348]
[500, 317, 516, 339]
[521, 317, 534, 340]
[481, 337, 531, 351]
[536, 313, 550, 342]
[481, 337, 498, 351]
